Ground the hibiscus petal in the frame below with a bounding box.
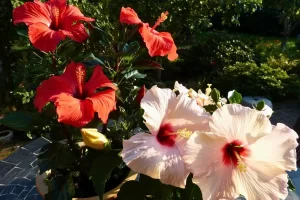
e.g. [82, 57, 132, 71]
[120, 7, 143, 25]
[28, 22, 65, 52]
[13, 1, 51, 26]
[173, 81, 189, 94]
[233, 163, 289, 200]
[121, 133, 189, 188]
[210, 104, 272, 144]
[139, 23, 178, 61]
[86, 89, 116, 124]
[141, 86, 175, 136]
[164, 93, 210, 133]
[60, 5, 94, 28]
[183, 132, 239, 199]
[249, 123, 298, 171]
[83, 66, 117, 97]
[34, 76, 75, 112]
[61, 23, 90, 42]
[54, 93, 94, 127]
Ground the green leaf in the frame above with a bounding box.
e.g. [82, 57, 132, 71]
[117, 181, 144, 200]
[0, 111, 35, 131]
[122, 41, 140, 54]
[228, 90, 243, 104]
[17, 29, 28, 38]
[255, 100, 265, 111]
[210, 88, 220, 103]
[288, 176, 296, 192]
[139, 174, 175, 199]
[132, 59, 163, 70]
[90, 151, 122, 200]
[181, 174, 202, 200]
[38, 143, 76, 174]
[45, 174, 75, 200]
[11, 45, 33, 52]
[122, 70, 147, 79]
[203, 104, 218, 113]
[81, 53, 105, 67]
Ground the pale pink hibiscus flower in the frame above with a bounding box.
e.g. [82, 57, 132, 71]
[121, 86, 209, 188]
[183, 104, 298, 200]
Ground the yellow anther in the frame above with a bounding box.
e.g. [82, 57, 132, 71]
[177, 128, 193, 139]
[205, 84, 212, 96]
[237, 161, 247, 172]
[233, 150, 247, 172]
[160, 12, 169, 22]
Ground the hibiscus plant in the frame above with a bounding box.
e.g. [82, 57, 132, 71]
[0, 0, 299, 200]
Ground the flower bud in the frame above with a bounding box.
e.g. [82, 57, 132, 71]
[136, 85, 146, 104]
[81, 128, 108, 150]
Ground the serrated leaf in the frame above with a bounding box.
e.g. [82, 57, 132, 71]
[90, 151, 122, 200]
[0, 111, 35, 131]
[38, 143, 76, 174]
[45, 174, 75, 200]
[117, 181, 145, 200]
[81, 53, 105, 67]
[228, 90, 243, 104]
[122, 70, 147, 79]
[255, 100, 265, 111]
[211, 88, 220, 103]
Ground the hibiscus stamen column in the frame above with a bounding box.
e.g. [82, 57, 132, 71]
[75, 65, 86, 98]
[151, 11, 169, 31]
[222, 140, 249, 172]
[233, 149, 247, 172]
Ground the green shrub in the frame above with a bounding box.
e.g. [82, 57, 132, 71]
[213, 62, 300, 100]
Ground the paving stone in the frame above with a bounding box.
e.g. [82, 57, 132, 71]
[16, 188, 31, 200]
[22, 138, 50, 153]
[1, 167, 23, 184]
[0, 185, 6, 194]
[0, 161, 15, 180]
[24, 173, 35, 181]
[17, 156, 37, 169]
[9, 177, 31, 186]
[0, 193, 18, 200]
[1, 184, 15, 195]
[4, 148, 31, 165]
[27, 187, 38, 196]
[12, 185, 25, 195]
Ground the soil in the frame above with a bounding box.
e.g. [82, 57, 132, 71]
[0, 140, 30, 160]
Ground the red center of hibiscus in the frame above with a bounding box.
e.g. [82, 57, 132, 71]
[50, 6, 61, 30]
[157, 123, 177, 147]
[222, 140, 250, 166]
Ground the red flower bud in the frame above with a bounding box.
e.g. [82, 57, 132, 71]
[136, 85, 146, 104]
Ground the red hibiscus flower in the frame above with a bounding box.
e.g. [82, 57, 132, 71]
[120, 7, 178, 61]
[34, 61, 118, 127]
[13, 0, 94, 52]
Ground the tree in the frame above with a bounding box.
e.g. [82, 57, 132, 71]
[263, 0, 300, 49]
